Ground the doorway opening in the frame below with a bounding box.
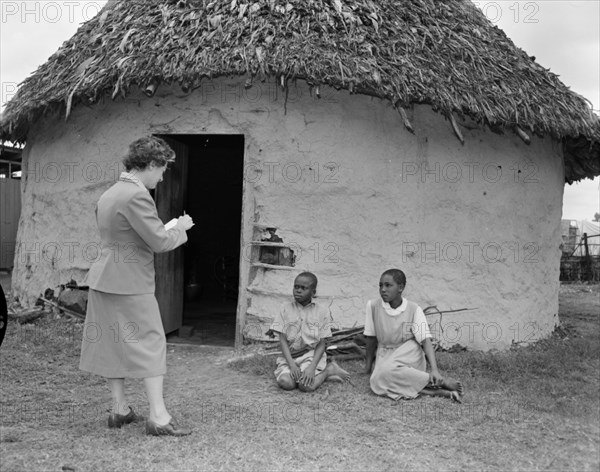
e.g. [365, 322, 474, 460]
[159, 134, 244, 347]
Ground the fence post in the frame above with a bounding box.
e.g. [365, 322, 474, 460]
[582, 233, 593, 281]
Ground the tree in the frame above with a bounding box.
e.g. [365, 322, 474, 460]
[594, 212, 600, 222]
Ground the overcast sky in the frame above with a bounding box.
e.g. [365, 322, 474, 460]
[1, 0, 598, 221]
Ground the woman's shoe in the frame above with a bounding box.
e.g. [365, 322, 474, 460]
[108, 407, 145, 428]
[145, 416, 191, 436]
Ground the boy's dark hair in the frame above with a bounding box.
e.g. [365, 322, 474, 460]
[381, 269, 406, 287]
[296, 271, 318, 289]
[123, 136, 176, 171]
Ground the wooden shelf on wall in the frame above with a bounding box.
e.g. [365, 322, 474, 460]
[246, 287, 290, 297]
[247, 287, 335, 299]
[252, 223, 279, 229]
[251, 262, 296, 270]
[250, 224, 296, 268]
[249, 241, 291, 248]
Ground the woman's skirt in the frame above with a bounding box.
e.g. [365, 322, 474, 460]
[79, 289, 166, 378]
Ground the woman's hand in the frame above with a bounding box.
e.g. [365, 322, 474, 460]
[177, 214, 194, 231]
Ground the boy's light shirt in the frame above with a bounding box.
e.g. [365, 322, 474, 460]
[364, 298, 432, 342]
[270, 300, 333, 351]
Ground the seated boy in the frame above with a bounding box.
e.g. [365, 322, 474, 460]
[270, 272, 350, 391]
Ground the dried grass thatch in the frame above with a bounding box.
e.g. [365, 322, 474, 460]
[1, 0, 598, 181]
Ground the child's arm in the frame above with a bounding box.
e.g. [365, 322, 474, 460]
[364, 336, 378, 374]
[279, 334, 302, 381]
[363, 300, 378, 374]
[299, 338, 326, 387]
[421, 338, 442, 386]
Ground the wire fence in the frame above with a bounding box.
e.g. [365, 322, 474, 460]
[560, 255, 600, 282]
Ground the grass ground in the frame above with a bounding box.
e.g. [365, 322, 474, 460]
[1, 283, 598, 471]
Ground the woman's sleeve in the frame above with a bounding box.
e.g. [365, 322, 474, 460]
[124, 191, 187, 253]
[363, 300, 376, 336]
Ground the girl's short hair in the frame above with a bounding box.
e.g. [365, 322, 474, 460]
[381, 269, 406, 287]
[122, 136, 176, 171]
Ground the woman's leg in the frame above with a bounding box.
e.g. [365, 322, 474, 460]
[143, 375, 192, 436]
[108, 378, 130, 415]
[143, 375, 171, 425]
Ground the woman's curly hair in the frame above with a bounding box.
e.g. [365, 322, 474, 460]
[122, 136, 176, 171]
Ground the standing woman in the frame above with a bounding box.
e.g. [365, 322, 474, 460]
[80, 136, 194, 436]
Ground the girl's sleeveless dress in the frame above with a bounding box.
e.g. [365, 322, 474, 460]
[369, 299, 431, 400]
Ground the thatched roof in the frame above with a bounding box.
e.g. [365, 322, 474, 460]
[1, 0, 598, 182]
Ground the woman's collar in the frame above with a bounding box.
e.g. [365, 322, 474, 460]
[119, 171, 146, 190]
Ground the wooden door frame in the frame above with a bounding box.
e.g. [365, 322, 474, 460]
[235, 142, 250, 349]
[154, 135, 188, 334]
[154, 133, 247, 348]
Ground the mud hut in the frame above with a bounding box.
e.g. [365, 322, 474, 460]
[2, 0, 599, 350]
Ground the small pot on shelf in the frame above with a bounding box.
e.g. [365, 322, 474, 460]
[185, 282, 202, 302]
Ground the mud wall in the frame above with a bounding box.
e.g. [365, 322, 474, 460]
[12, 78, 564, 350]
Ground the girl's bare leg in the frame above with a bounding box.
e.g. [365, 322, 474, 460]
[439, 377, 464, 395]
[420, 387, 462, 403]
[426, 375, 464, 396]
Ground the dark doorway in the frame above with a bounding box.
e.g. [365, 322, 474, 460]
[159, 134, 244, 347]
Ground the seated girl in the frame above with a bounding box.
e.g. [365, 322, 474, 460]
[363, 269, 464, 402]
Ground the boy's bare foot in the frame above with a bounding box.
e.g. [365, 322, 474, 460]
[328, 375, 343, 383]
[326, 361, 352, 383]
[440, 377, 464, 395]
